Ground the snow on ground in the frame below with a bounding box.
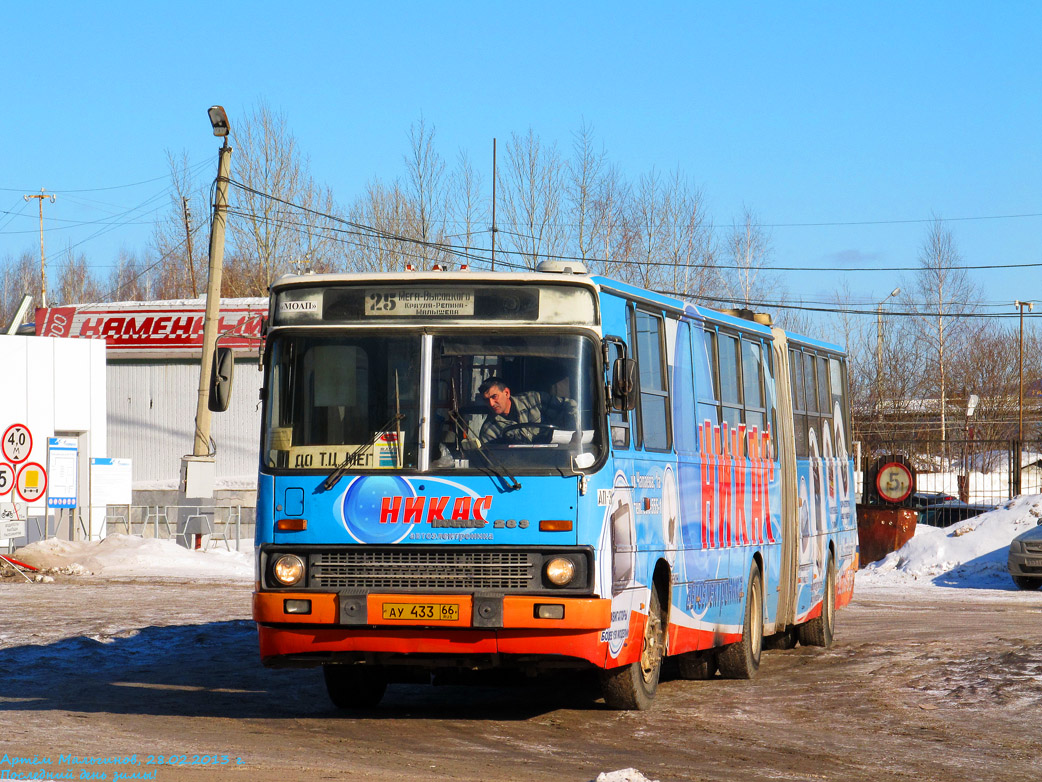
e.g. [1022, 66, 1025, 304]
[4, 494, 1041, 590]
[8, 533, 253, 580]
[858, 493, 1042, 593]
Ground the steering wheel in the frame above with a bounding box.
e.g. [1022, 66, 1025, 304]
[496, 422, 559, 444]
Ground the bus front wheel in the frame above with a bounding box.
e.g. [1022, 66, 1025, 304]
[600, 586, 666, 710]
[323, 664, 387, 710]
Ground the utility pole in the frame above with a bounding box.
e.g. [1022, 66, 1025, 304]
[24, 189, 56, 308]
[182, 197, 198, 297]
[875, 287, 900, 423]
[193, 115, 232, 459]
[182, 106, 232, 509]
[490, 137, 497, 271]
[1013, 300, 1033, 496]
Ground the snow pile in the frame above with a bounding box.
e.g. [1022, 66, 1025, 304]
[859, 494, 1042, 590]
[595, 771, 659, 782]
[11, 534, 253, 580]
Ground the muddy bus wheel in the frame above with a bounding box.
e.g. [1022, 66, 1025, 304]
[323, 664, 388, 710]
[718, 564, 763, 679]
[600, 587, 666, 710]
[799, 555, 836, 648]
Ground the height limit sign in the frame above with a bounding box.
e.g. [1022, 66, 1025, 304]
[3, 424, 33, 464]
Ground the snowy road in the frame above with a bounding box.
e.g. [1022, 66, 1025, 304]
[1, 576, 1040, 782]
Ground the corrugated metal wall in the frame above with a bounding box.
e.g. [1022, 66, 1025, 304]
[107, 358, 262, 487]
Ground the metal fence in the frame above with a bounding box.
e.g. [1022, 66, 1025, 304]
[855, 438, 1042, 506]
[102, 504, 255, 551]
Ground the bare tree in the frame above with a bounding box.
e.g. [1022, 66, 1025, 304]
[0, 251, 39, 328]
[149, 151, 208, 299]
[498, 129, 566, 270]
[346, 178, 419, 272]
[567, 121, 608, 265]
[53, 247, 104, 305]
[447, 148, 487, 267]
[903, 219, 979, 448]
[659, 170, 716, 299]
[404, 118, 448, 264]
[108, 248, 153, 302]
[591, 164, 632, 279]
[226, 102, 341, 295]
[722, 206, 774, 307]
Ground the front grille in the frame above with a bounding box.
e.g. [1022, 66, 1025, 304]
[1023, 542, 1042, 555]
[311, 549, 538, 591]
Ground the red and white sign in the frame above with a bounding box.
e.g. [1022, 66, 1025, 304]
[0, 463, 14, 496]
[36, 299, 267, 355]
[3, 424, 32, 464]
[15, 462, 47, 502]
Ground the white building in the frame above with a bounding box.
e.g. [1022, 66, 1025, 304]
[36, 298, 267, 513]
[0, 334, 107, 545]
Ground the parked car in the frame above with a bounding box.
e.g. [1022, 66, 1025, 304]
[911, 491, 956, 510]
[1008, 522, 1042, 590]
[918, 500, 994, 528]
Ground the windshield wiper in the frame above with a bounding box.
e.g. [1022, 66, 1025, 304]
[321, 411, 404, 491]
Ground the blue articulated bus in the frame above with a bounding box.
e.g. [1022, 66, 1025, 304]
[235, 261, 857, 710]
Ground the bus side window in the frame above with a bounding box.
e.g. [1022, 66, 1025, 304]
[829, 356, 848, 438]
[742, 338, 765, 434]
[791, 347, 809, 457]
[634, 309, 671, 451]
[719, 331, 742, 430]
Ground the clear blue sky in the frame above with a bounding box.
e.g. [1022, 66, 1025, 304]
[2, 1, 1039, 317]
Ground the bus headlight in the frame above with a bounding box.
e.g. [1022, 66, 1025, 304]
[545, 557, 576, 586]
[272, 554, 305, 586]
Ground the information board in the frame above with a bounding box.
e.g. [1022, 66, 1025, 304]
[90, 458, 132, 505]
[47, 437, 78, 508]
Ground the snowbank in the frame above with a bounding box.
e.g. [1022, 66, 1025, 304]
[11, 534, 253, 580]
[859, 494, 1042, 590]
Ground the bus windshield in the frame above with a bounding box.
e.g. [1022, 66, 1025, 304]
[263, 331, 605, 474]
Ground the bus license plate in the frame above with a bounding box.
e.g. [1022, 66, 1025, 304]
[381, 602, 460, 622]
[1023, 559, 1042, 567]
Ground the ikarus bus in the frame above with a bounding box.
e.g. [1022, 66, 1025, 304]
[215, 260, 857, 710]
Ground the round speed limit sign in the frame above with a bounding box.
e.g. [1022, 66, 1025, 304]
[0, 462, 13, 496]
[2, 424, 32, 464]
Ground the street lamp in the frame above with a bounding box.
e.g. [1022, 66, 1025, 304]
[184, 106, 233, 502]
[876, 287, 901, 421]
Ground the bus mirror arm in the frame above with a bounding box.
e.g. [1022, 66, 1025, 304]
[611, 357, 638, 412]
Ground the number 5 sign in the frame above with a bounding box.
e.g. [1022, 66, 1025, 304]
[3, 424, 33, 464]
[0, 463, 13, 496]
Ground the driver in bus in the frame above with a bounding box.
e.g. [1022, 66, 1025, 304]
[476, 377, 578, 445]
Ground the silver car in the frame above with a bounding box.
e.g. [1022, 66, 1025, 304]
[1008, 521, 1042, 590]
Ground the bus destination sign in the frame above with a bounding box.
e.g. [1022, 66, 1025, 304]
[365, 289, 475, 317]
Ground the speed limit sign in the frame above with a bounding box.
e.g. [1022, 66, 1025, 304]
[0, 462, 13, 496]
[2, 424, 32, 464]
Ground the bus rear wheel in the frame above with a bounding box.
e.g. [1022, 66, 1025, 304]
[323, 664, 387, 710]
[718, 564, 763, 679]
[799, 554, 836, 648]
[600, 587, 665, 710]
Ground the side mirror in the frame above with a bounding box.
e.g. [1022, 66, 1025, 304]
[208, 347, 235, 412]
[611, 357, 638, 411]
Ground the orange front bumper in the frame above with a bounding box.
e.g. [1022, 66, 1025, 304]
[254, 591, 614, 666]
